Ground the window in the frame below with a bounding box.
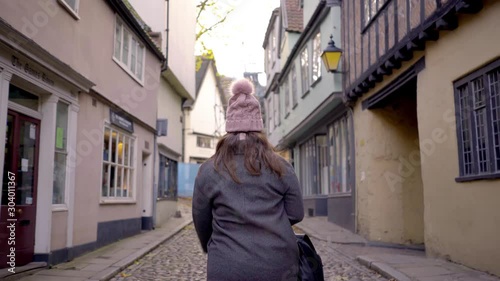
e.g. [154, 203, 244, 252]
[300, 47, 310, 95]
[363, 0, 389, 28]
[58, 0, 79, 18]
[102, 126, 135, 199]
[158, 155, 177, 200]
[274, 90, 281, 127]
[114, 17, 145, 81]
[291, 65, 298, 106]
[455, 60, 500, 180]
[53, 102, 69, 205]
[300, 138, 317, 196]
[197, 136, 213, 148]
[267, 96, 274, 134]
[328, 114, 353, 193]
[312, 32, 322, 83]
[283, 76, 290, 116]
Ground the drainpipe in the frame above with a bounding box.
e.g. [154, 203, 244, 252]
[152, 126, 158, 229]
[161, 0, 170, 72]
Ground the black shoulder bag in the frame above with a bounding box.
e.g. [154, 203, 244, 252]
[296, 234, 325, 281]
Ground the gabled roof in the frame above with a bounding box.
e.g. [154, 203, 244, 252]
[185, 57, 226, 110]
[282, 0, 303, 33]
[262, 8, 280, 48]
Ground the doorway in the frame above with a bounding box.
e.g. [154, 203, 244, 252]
[0, 110, 40, 267]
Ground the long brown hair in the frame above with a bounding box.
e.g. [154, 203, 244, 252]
[212, 132, 286, 183]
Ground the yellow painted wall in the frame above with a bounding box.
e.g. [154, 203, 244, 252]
[354, 53, 425, 244]
[417, 0, 500, 275]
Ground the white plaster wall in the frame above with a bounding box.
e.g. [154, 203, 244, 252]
[157, 78, 183, 156]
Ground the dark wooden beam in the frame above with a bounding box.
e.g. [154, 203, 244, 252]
[369, 73, 383, 83]
[407, 39, 425, 52]
[385, 58, 402, 70]
[377, 65, 392, 76]
[419, 28, 439, 41]
[455, 0, 483, 14]
[436, 13, 458, 30]
[395, 49, 413, 61]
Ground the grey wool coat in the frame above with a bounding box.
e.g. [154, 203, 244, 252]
[192, 155, 304, 281]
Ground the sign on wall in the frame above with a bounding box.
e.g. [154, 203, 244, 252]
[110, 109, 134, 133]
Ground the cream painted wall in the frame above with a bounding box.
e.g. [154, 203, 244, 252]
[50, 211, 67, 251]
[0, 0, 161, 128]
[185, 62, 224, 161]
[191, 66, 225, 137]
[168, 0, 196, 96]
[157, 78, 183, 156]
[156, 200, 177, 226]
[354, 54, 425, 244]
[73, 93, 153, 245]
[417, 0, 500, 275]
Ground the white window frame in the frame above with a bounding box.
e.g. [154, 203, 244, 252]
[113, 16, 146, 85]
[57, 0, 80, 20]
[100, 124, 137, 203]
[300, 47, 310, 95]
[52, 101, 70, 208]
[274, 90, 280, 127]
[267, 96, 274, 134]
[312, 32, 322, 84]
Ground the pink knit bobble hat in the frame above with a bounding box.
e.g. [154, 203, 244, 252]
[225, 79, 264, 133]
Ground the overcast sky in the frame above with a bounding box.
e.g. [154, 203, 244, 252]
[198, 0, 280, 82]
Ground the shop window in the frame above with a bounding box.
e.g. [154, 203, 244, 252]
[197, 136, 213, 148]
[328, 114, 353, 193]
[158, 155, 177, 200]
[102, 126, 135, 199]
[455, 59, 500, 180]
[8, 84, 39, 111]
[300, 137, 317, 196]
[114, 17, 145, 82]
[53, 102, 69, 205]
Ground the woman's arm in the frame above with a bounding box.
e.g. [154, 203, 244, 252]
[192, 167, 213, 253]
[282, 162, 305, 225]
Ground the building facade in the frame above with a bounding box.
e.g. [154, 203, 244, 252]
[342, 0, 499, 276]
[127, 0, 197, 226]
[263, 0, 355, 231]
[0, 0, 164, 267]
[183, 57, 226, 164]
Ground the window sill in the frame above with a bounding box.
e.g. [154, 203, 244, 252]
[328, 192, 352, 198]
[301, 90, 310, 99]
[52, 205, 68, 212]
[57, 0, 80, 20]
[157, 197, 177, 202]
[100, 198, 136, 205]
[112, 57, 145, 87]
[455, 172, 500, 182]
[311, 76, 322, 88]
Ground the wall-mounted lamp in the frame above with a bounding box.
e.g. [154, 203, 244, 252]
[321, 35, 344, 73]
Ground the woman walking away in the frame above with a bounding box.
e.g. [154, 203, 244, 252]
[192, 79, 304, 281]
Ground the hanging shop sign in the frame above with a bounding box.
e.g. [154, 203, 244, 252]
[110, 109, 134, 133]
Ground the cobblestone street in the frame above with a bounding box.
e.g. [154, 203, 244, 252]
[110, 223, 387, 281]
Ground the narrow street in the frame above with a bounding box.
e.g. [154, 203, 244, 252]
[110, 223, 387, 281]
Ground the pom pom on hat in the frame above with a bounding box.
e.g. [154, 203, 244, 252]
[231, 79, 254, 96]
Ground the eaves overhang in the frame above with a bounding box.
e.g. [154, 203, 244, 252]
[346, 0, 483, 103]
